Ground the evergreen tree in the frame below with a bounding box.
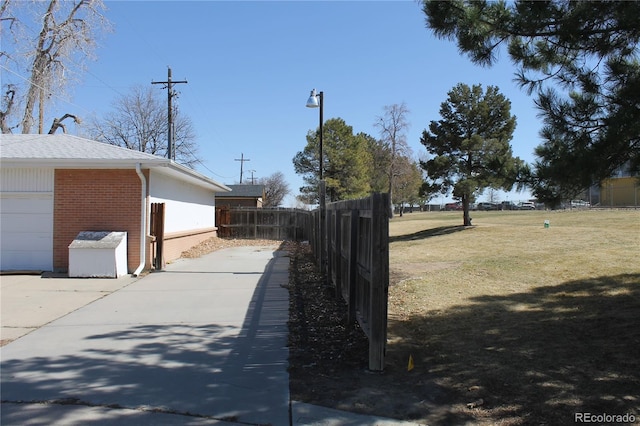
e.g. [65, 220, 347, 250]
[421, 83, 522, 225]
[422, 0, 640, 201]
[293, 118, 372, 203]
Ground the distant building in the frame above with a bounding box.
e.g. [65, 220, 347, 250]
[215, 184, 265, 208]
[596, 162, 639, 207]
[600, 177, 639, 207]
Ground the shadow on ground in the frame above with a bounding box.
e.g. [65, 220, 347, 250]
[1, 250, 289, 425]
[387, 272, 640, 424]
[389, 225, 470, 243]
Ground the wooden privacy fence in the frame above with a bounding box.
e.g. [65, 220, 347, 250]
[215, 192, 390, 371]
[216, 207, 311, 241]
[317, 192, 390, 371]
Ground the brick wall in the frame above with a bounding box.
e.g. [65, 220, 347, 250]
[54, 169, 144, 272]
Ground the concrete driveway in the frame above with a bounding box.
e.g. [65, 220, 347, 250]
[1, 245, 289, 425]
[1, 273, 138, 345]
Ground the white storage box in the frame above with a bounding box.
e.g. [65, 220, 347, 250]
[68, 231, 128, 278]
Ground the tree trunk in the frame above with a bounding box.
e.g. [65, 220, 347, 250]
[462, 195, 472, 226]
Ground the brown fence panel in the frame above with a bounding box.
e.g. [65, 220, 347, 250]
[217, 207, 311, 241]
[323, 192, 390, 371]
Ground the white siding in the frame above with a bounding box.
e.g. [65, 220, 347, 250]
[1, 168, 54, 192]
[0, 168, 54, 271]
[148, 170, 216, 234]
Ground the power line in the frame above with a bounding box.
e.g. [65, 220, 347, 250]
[0, 64, 94, 117]
[180, 143, 234, 180]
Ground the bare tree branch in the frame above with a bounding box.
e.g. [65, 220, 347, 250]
[48, 113, 80, 134]
[0, 86, 16, 133]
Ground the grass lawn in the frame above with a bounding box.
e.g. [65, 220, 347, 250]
[387, 209, 640, 424]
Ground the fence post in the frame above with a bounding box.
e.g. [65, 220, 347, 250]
[319, 181, 327, 280]
[347, 208, 358, 326]
[253, 209, 258, 238]
[327, 206, 337, 295]
[368, 193, 389, 371]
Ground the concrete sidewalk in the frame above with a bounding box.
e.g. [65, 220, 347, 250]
[1, 246, 422, 426]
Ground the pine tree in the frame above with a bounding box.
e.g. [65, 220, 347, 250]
[421, 83, 522, 225]
[293, 118, 372, 203]
[422, 0, 640, 201]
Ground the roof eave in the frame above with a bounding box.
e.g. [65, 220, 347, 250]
[0, 158, 168, 168]
[155, 161, 231, 193]
[0, 158, 231, 193]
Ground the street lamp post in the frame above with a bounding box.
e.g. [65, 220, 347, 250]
[306, 88, 326, 278]
[306, 89, 323, 180]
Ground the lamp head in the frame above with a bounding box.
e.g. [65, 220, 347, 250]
[306, 89, 319, 108]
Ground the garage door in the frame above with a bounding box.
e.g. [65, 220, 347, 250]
[0, 169, 54, 271]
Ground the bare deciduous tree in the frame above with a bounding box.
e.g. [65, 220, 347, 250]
[1, 0, 109, 134]
[374, 102, 411, 215]
[392, 156, 423, 216]
[259, 171, 290, 207]
[88, 85, 199, 167]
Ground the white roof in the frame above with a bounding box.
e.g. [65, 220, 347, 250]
[0, 134, 230, 192]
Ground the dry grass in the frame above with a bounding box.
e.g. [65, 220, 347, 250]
[387, 209, 640, 424]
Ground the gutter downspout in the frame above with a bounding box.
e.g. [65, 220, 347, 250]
[133, 163, 147, 276]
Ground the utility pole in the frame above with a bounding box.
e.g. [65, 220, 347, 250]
[235, 153, 251, 183]
[152, 67, 187, 160]
[246, 170, 257, 184]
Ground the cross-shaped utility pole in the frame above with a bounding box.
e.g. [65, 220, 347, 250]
[152, 67, 187, 160]
[235, 153, 251, 183]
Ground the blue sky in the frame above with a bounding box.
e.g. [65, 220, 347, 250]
[7, 1, 541, 206]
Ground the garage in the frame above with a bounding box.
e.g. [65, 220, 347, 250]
[2, 134, 231, 274]
[0, 168, 54, 271]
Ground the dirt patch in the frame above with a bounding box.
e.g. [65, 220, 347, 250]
[287, 242, 464, 424]
[180, 237, 281, 258]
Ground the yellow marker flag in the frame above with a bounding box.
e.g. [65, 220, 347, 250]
[407, 354, 414, 372]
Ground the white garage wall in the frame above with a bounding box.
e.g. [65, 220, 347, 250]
[148, 170, 216, 234]
[0, 168, 54, 271]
